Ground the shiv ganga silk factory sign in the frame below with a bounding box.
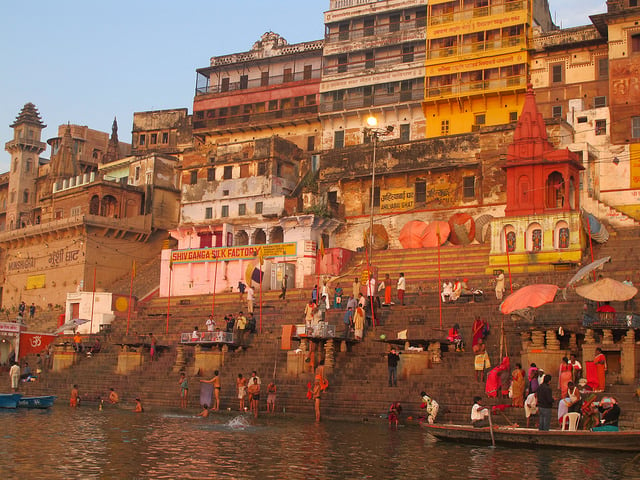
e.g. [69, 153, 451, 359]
[170, 242, 297, 264]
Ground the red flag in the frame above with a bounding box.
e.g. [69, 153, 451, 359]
[19, 332, 57, 359]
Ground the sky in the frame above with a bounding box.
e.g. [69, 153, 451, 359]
[0, 0, 607, 172]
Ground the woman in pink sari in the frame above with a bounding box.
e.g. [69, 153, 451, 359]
[558, 356, 572, 398]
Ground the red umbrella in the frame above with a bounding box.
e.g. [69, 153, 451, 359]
[500, 284, 559, 314]
[399, 220, 428, 249]
[422, 221, 450, 247]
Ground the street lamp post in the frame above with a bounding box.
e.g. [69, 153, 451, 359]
[363, 117, 394, 263]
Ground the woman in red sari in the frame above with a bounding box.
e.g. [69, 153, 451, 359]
[558, 356, 573, 398]
[511, 363, 525, 407]
[471, 316, 486, 352]
[594, 347, 607, 392]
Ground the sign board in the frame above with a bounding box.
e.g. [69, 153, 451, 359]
[171, 242, 297, 265]
[380, 188, 415, 212]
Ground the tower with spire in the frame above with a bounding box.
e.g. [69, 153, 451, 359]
[4, 103, 47, 230]
[103, 117, 120, 164]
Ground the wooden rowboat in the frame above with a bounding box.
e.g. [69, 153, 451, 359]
[422, 423, 640, 452]
[17, 395, 56, 409]
[0, 393, 22, 409]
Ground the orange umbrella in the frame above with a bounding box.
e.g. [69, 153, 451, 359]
[500, 284, 559, 314]
[399, 220, 428, 249]
[422, 221, 450, 247]
[448, 213, 476, 245]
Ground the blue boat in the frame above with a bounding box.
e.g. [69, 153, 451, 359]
[0, 393, 23, 408]
[17, 395, 56, 409]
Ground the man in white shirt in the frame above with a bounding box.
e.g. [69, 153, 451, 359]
[206, 315, 216, 332]
[397, 273, 406, 305]
[471, 396, 490, 428]
[246, 286, 254, 314]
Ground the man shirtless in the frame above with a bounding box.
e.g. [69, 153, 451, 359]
[200, 370, 221, 411]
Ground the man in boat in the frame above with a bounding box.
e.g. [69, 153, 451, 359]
[592, 397, 620, 431]
[471, 396, 490, 428]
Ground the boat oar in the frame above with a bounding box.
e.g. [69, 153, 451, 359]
[488, 411, 496, 448]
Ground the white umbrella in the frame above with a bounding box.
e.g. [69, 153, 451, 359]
[54, 318, 90, 334]
[566, 257, 611, 287]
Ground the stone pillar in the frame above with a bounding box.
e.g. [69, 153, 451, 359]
[546, 330, 560, 350]
[584, 329, 596, 344]
[531, 330, 545, 348]
[621, 330, 636, 384]
[428, 342, 442, 364]
[520, 332, 532, 352]
[569, 333, 578, 353]
[324, 339, 335, 368]
[173, 344, 186, 372]
[602, 329, 614, 345]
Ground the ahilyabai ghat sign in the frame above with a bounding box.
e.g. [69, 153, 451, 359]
[170, 242, 297, 264]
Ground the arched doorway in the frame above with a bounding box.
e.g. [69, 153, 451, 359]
[269, 226, 284, 244]
[546, 172, 565, 209]
[89, 195, 100, 215]
[252, 229, 266, 245]
[235, 231, 249, 246]
[101, 195, 118, 217]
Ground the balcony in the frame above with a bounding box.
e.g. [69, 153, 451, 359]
[196, 69, 321, 96]
[325, 15, 426, 44]
[323, 50, 426, 76]
[429, 0, 526, 27]
[193, 105, 319, 131]
[428, 35, 525, 60]
[426, 74, 526, 99]
[583, 312, 640, 329]
[320, 87, 424, 113]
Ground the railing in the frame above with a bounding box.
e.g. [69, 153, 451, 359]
[320, 87, 424, 113]
[329, 0, 379, 10]
[323, 50, 426, 76]
[429, 0, 525, 26]
[426, 75, 527, 99]
[196, 69, 321, 96]
[193, 105, 318, 131]
[325, 16, 426, 44]
[583, 312, 640, 329]
[294, 323, 337, 338]
[428, 35, 525, 60]
[180, 331, 235, 344]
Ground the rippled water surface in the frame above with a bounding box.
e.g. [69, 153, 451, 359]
[2, 406, 639, 479]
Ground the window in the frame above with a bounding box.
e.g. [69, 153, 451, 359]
[598, 58, 609, 79]
[577, 116, 588, 124]
[552, 105, 562, 118]
[139, 134, 146, 146]
[261, 71, 269, 87]
[255, 202, 263, 214]
[221, 205, 229, 217]
[632, 116, 640, 139]
[135, 166, 140, 180]
[221, 77, 230, 92]
[400, 124, 410, 142]
[238, 204, 246, 215]
[400, 80, 413, 101]
[509, 112, 518, 122]
[239, 75, 248, 89]
[365, 51, 375, 69]
[258, 162, 267, 176]
[268, 100, 278, 111]
[364, 17, 374, 36]
[415, 181, 426, 203]
[402, 45, 414, 63]
[373, 186, 380, 207]
[307, 136, 315, 151]
[223, 166, 233, 179]
[55, 209, 63, 220]
[441, 120, 450, 136]
[415, 9, 426, 27]
[190, 170, 198, 184]
[162, 132, 169, 144]
[223, 190, 229, 196]
[337, 54, 348, 73]
[327, 191, 338, 204]
[551, 64, 563, 83]
[283, 68, 293, 82]
[463, 176, 476, 198]
[594, 96, 607, 108]
[389, 14, 401, 32]
[595, 119, 607, 135]
[25, 159, 32, 173]
[70, 206, 81, 216]
[334, 130, 344, 149]
[338, 23, 349, 41]
[304, 65, 313, 80]
[632, 34, 640, 53]
[205, 207, 212, 219]
[22, 190, 29, 203]
[474, 114, 486, 126]
[240, 164, 250, 178]
[150, 133, 157, 144]
[207, 168, 215, 181]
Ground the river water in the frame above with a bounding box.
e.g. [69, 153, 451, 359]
[1, 405, 638, 480]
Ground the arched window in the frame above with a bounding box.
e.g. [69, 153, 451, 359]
[100, 195, 118, 217]
[503, 225, 516, 253]
[235, 231, 249, 246]
[89, 195, 100, 215]
[526, 222, 543, 252]
[252, 229, 266, 245]
[546, 171, 565, 208]
[555, 220, 570, 249]
[269, 226, 284, 244]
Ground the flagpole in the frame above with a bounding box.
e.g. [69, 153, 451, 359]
[259, 247, 264, 334]
[126, 261, 135, 335]
[90, 266, 97, 335]
[437, 227, 442, 329]
[166, 260, 172, 335]
[211, 253, 219, 317]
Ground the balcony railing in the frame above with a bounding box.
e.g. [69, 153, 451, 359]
[426, 75, 526, 99]
[320, 87, 424, 113]
[196, 69, 321, 96]
[180, 331, 235, 344]
[193, 104, 319, 131]
[326, 16, 426, 44]
[583, 312, 640, 329]
[429, 0, 525, 26]
[428, 35, 525, 60]
[323, 50, 426, 76]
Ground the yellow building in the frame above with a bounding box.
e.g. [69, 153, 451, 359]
[423, 0, 555, 137]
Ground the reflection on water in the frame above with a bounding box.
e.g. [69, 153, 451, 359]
[1, 406, 638, 479]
